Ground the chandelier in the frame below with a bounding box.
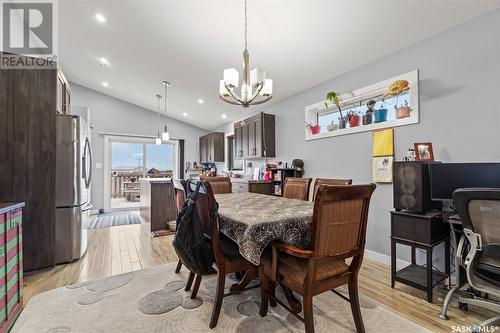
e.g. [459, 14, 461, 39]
[219, 0, 273, 108]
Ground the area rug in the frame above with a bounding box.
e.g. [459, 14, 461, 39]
[151, 228, 175, 238]
[88, 212, 141, 229]
[13, 262, 430, 333]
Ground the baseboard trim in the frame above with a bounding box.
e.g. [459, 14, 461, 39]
[364, 249, 410, 270]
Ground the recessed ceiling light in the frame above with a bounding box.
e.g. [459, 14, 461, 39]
[95, 13, 106, 23]
[98, 57, 109, 66]
[102, 81, 109, 87]
[182, 112, 188, 117]
[221, 114, 227, 119]
[197, 99, 204, 104]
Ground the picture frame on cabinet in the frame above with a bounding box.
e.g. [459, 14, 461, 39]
[414, 142, 434, 161]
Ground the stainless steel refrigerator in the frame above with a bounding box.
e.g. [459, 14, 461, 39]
[55, 114, 93, 264]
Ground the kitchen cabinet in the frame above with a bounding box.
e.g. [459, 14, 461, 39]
[56, 75, 64, 114]
[199, 135, 208, 162]
[0, 53, 70, 270]
[241, 124, 249, 158]
[234, 125, 243, 158]
[199, 132, 224, 163]
[140, 179, 177, 232]
[248, 181, 273, 195]
[56, 70, 70, 114]
[233, 112, 275, 159]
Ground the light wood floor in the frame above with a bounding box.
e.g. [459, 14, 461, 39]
[24, 223, 490, 333]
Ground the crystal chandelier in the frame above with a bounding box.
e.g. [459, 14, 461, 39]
[219, 0, 273, 108]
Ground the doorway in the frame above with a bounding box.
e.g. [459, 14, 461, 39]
[104, 135, 178, 212]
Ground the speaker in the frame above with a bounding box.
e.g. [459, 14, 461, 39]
[393, 161, 441, 213]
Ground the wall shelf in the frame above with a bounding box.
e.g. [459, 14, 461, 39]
[305, 70, 419, 141]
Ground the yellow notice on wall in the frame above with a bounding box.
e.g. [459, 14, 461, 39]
[372, 128, 394, 157]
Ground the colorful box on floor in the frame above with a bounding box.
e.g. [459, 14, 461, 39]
[0, 204, 24, 333]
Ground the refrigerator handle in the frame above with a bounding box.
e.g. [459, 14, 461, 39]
[84, 138, 93, 189]
[87, 138, 93, 188]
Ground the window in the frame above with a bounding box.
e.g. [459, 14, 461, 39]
[145, 143, 174, 174]
[317, 92, 410, 133]
[305, 70, 419, 140]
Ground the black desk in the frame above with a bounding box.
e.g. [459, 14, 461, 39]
[390, 210, 451, 303]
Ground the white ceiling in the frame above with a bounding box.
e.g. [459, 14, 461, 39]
[59, 0, 500, 130]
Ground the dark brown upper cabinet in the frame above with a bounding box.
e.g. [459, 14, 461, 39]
[199, 132, 225, 163]
[234, 112, 275, 159]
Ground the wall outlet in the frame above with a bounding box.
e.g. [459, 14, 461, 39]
[95, 162, 103, 169]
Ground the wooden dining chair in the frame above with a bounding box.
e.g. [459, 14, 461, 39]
[312, 178, 353, 201]
[259, 184, 376, 333]
[283, 177, 312, 201]
[189, 181, 258, 328]
[200, 176, 232, 194]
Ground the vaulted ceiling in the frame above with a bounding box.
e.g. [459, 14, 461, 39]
[59, 0, 500, 130]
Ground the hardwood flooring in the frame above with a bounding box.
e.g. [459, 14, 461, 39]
[24, 223, 490, 333]
[23, 223, 178, 302]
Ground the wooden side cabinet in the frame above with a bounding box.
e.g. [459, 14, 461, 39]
[248, 181, 273, 195]
[199, 132, 224, 163]
[0, 203, 24, 332]
[390, 210, 450, 303]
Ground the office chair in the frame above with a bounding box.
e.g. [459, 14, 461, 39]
[453, 188, 500, 328]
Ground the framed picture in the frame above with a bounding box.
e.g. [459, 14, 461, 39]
[414, 142, 434, 161]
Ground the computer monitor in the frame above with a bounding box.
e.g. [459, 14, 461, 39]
[430, 163, 500, 201]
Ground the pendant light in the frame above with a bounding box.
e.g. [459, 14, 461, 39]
[162, 81, 170, 141]
[219, 0, 273, 108]
[155, 94, 162, 145]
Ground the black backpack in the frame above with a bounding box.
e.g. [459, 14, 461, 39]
[172, 181, 216, 275]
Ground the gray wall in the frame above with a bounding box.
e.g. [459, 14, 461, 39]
[70, 83, 207, 211]
[215, 9, 500, 261]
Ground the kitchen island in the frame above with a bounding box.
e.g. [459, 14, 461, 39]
[139, 178, 177, 233]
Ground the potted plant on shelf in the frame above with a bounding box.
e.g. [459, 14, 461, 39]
[327, 121, 338, 132]
[374, 100, 388, 123]
[305, 122, 321, 135]
[383, 80, 411, 120]
[347, 111, 360, 127]
[325, 91, 347, 130]
[396, 100, 411, 119]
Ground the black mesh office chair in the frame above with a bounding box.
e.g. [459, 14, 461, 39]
[454, 188, 500, 328]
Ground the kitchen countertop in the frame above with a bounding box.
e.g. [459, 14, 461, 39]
[0, 202, 25, 214]
[229, 178, 251, 183]
[139, 178, 172, 183]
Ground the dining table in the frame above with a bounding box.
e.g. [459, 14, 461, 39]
[214, 191, 314, 312]
[215, 192, 315, 266]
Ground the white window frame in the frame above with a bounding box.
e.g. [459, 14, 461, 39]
[305, 70, 419, 141]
